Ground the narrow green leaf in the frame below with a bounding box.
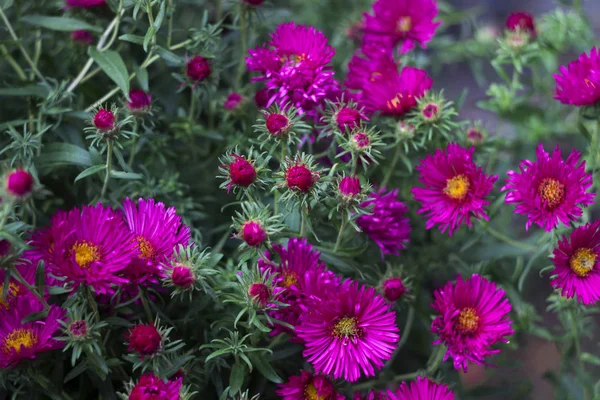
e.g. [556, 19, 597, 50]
[48, 286, 72, 295]
[157, 47, 183, 66]
[37, 143, 93, 168]
[154, 1, 166, 30]
[143, 27, 155, 52]
[136, 67, 149, 92]
[64, 362, 88, 383]
[88, 48, 130, 97]
[35, 261, 45, 297]
[248, 354, 282, 383]
[21, 310, 49, 324]
[21, 15, 101, 33]
[0, 86, 49, 97]
[110, 170, 143, 180]
[74, 165, 106, 183]
[229, 362, 245, 395]
[119, 34, 145, 45]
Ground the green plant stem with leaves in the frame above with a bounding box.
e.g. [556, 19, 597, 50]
[333, 216, 347, 253]
[100, 140, 114, 199]
[9, 264, 50, 310]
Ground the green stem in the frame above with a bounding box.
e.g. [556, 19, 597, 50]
[100, 140, 114, 200]
[140, 288, 154, 323]
[382, 146, 401, 188]
[0, 45, 27, 81]
[351, 154, 358, 176]
[10, 265, 50, 310]
[333, 217, 347, 253]
[426, 345, 446, 375]
[482, 223, 535, 252]
[235, 8, 248, 89]
[300, 211, 307, 237]
[128, 118, 139, 169]
[166, 0, 174, 48]
[145, 0, 156, 45]
[86, 287, 99, 319]
[29, 30, 42, 82]
[188, 90, 197, 122]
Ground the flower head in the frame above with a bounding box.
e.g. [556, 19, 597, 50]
[170, 264, 195, 289]
[186, 56, 211, 83]
[551, 221, 600, 304]
[554, 47, 600, 106]
[285, 163, 317, 193]
[339, 176, 362, 198]
[382, 277, 406, 302]
[127, 90, 152, 113]
[277, 371, 344, 400]
[254, 88, 271, 108]
[336, 107, 363, 131]
[0, 264, 37, 312]
[467, 126, 484, 145]
[502, 144, 594, 231]
[71, 30, 94, 45]
[240, 221, 267, 247]
[5, 169, 34, 198]
[363, 0, 441, 53]
[93, 108, 116, 131]
[65, 0, 105, 8]
[506, 12, 535, 34]
[412, 144, 498, 236]
[266, 113, 289, 135]
[296, 281, 400, 381]
[387, 377, 455, 400]
[224, 92, 244, 110]
[228, 155, 257, 190]
[126, 324, 162, 358]
[345, 44, 396, 100]
[68, 320, 88, 338]
[248, 282, 271, 307]
[122, 198, 191, 286]
[431, 274, 514, 372]
[0, 298, 65, 368]
[357, 189, 411, 256]
[127, 373, 182, 400]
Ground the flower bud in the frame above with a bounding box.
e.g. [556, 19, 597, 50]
[383, 277, 406, 302]
[254, 88, 270, 109]
[335, 107, 362, 131]
[0, 240, 11, 258]
[338, 176, 361, 198]
[241, 221, 267, 247]
[68, 320, 89, 339]
[5, 169, 34, 198]
[126, 324, 162, 358]
[71, 30, 93, 45]
[186, 56, 211, 82]
[266, 113, 289, 135]
[229, 156, 256, 187]
[127, 89, 152, 113]
[285, 164, 315, 193]
[224, 92, 243, 110]
[506, 12, 535, 34]
[396, 121, 415, 140]
[248, 283, 270, 306]
[171, 265, 195, 289]
[467, 128, 484, 145]
[352, 132, 370, 150]
[93, 108, 116, 131]
[421, 103, 440, 121]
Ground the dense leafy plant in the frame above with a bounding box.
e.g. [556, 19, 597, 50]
[0, 0, 599, 399]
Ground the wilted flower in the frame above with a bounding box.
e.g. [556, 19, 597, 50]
[431, 274, 514, 372]
[277, 371, 344, 400]
[68, 320, 88, 339]
[387, 377, 455, 400]
[4, 169, 34, 199]
[554, 47, 600, 106]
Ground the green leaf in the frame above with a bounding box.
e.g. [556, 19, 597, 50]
[136, 67, 149, 92]
[229, 362, 245, 395]
[35, 261, 45, 297]
[110, 170, 143, 180]
[143, 27, 155, 52]
[154, 1, 166, 30]
[21, 15, 101, 33]
[64, 362, 88, 383]
[119, 34, 146, 45]
[37, 143, 93, 169]
[88, 48, 130, 97]
[0, 86, 49, 97]
[157, 47, 183, 66]
[581, 352, 600, 366]
[21, 310, 49, 324]
[248, 354, 282, 383]
[74, 165, 106, 183]
[48, 286, 72, 295]
[104, 317, 132, 327]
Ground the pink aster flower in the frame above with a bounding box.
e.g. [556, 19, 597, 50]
[128, 373, 182, 400]
[431, 274, 514, 372]
[277, 371, 344, 400]
[65, 0, 105, 8]
[387, 377, 455, 400]
[41, 204, 138, 295]
[412, 144, 498, 236]
[345, 44, 396, 102]
[258, 238, 340, 339]
[502, 144, 594, 231]
[551, 221, 600, 305]
[363, 0, 441, 53]
[554, 47, 600, 106]
[0, 264, 38, 312]
[246, 22, 338, 116]
[357, 188, 411, 256]
[362, 66, 432, 116]
[0, 298, 65, 368]
[224, 92, 243, 110]
[122, 198, 191, 286]
[296, 280, 400, 382]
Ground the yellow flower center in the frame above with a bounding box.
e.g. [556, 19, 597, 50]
[282, 270, 298, 288]
[570, 248, 597, 277]
[457, 307, 479, 333]
[3, 328, 37, 354]
[71, 241, 100, 268]
[386, 93, 412, 110]
[332, 316, 360, 339]
[538, 178, 565, 209]
[0, 282, 21, 310]
[304, 383, 324, 400]
[396, 16, 412, 33]
[136, 236, 156, 260]
[444, 174, 470, 201]
[369, 71, 382, 82]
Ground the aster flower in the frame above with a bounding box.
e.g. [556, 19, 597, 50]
[412, 144, 498, 236]
[0, 263, 37, 312]
[506, 12, 536, 35]
[551, 221, 600, 305]
[296, 280, 400, 381]
[431, 274, 514, 372]
[124, 373, 182, 400]
[246, 22, 338, 116]
[0, 298, 65, 368]
[42, 204, 138, 295]
[253, 104, 312, 148]
[336, 125, 384, 169]
[321, 99, 368, 136]
[554, 47, 600, 106]
[126, 324, 162, 359]
[502, 144, 594, 231]
[122, 198, 192, 286]
[231, 202, 285, 251]
[127, 89, 152, 113]
[3, 169, 34, 199]
[276, 153, 327, 209]
[363, 0, 441, 53]
[277, 371, 344, 400]
[387, 377, 455, 400]
[224, 92, 244, 110]
[218, 148, 270, 197]
[357, 188, 411, 256]
[258, 238, 340, 338]
[162, 245, 218, 301]
[354, 390, 389, 400]
[345, 44, 396, 102]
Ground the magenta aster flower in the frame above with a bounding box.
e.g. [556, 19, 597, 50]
[127, 89, 152, 112]
[387, 377, 455, 400]
[296, 280, 400, 382]
[363, 0, 441, 53]
[412, 144, 498, 236]
[0, 264, 37, 312]
[354, 390, 389, 400]
[258, 238, 340, 338]
[43, 204, 138, 294]
[551, 221, 600, 305]
[345, 44, 396, 102]
[65, 0, 105, 8]
[122, 198, 192, 286]
[277, 371, 344, 400]
[502, 144, 594, 231]
[431, 274, 514, 372]
[224, 92, 243, 110]
[5, 169, 34, 198]
[128, 373, 182, 400]
[126, 324, 162, 358]
[246, 22, 338, 116]
[362, 66, 432, 116]
[357, 188, 411, 256]
[554, 47, 600, 106]
[0, 298, 65, 368]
